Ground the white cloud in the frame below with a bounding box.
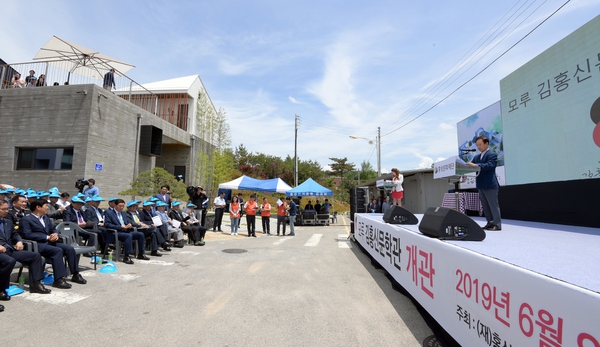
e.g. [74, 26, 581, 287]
[289, 96, 300, 104]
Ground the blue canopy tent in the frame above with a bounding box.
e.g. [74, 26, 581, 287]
[285, 178, 332, 196]
[218, 175, 293, 193]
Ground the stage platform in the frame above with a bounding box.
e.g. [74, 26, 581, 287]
[354, 213, 600, 347]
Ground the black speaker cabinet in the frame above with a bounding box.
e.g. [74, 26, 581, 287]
[139, 125, 163, 157]
[419, 207, 486, 241]
[383, 205, 418, 225]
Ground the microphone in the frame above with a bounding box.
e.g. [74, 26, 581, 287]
[461, 149, 476, 152]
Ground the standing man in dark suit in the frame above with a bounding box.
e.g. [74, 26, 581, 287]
[20, 199, 87, 288]
[155, 185, 171, 210]
[103, 199, 143, 264]
[0, 200, 51, 309]
[467, 135, 501, 231]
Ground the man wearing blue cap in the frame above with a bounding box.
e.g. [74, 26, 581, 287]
[63, 197, 106, 252]
[169, 202, 205, 246]
[21, 199, 87, 288]
[0, 200, 52, 307]
[155, 202, 184, 247]
[126, 201, 166, 256]
[47, 192, 66, 224]
[104, 199, 145, 264]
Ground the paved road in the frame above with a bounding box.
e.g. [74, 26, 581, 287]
[4, 216, 432, 346]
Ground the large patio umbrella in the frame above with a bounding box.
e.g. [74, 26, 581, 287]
[33, 36, 135, 83]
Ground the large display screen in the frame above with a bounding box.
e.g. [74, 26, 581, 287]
[500, 14, 600, 185]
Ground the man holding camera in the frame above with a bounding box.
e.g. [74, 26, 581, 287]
[83, 179, 99, 199]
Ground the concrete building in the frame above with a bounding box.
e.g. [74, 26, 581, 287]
[0, 74, 216, 199]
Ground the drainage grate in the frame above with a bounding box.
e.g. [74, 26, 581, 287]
[422, 336, 443, 347]
[222, 249, 248, 254]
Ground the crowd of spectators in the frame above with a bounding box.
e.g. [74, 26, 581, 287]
[0, 182, 207, 313]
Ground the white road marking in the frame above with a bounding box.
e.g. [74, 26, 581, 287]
[179, 251, 200, 255]
[338, 234, 352, 248]
[273, 237, 291, 245]
[111, 274, 141, 282]
[135, 260, 174, 266]
[304, 234, 323, 247]
[23, 291, 90, 305]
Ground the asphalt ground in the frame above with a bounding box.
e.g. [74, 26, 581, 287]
[3, 215, 433, 347]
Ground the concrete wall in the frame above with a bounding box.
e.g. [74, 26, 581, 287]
[0, 84, 193, 199]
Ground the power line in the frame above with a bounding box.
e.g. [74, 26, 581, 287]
[381, 0, 570, 137]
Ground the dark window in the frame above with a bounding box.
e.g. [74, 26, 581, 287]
[16, 147, 74, 170]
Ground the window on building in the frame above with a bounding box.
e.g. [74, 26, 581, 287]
[16, 147, 74, 170]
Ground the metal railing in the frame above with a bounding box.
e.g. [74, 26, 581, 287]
[0, 60, 189, 132]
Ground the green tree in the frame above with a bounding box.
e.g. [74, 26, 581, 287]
[359, 160, 378, 183]
[120, 167, 187, 201]
[329, 157, 355, 179]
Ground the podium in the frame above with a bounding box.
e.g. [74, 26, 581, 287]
[433, 156, 480, 213]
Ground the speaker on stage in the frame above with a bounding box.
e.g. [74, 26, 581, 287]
[383, 205, 418, 225]
[419, 207, 486, 241]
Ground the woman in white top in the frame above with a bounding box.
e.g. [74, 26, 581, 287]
[391, 168, 404, 206]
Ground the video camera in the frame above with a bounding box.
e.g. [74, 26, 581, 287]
[75, 178, 89, 193]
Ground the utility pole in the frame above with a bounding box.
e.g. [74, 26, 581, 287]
[377, 126, 381, 177]
[294, 114, 299, 187]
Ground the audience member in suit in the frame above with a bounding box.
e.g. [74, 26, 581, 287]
[169, 202, 204, 246]
[140, 201, 171, 251]
[125, 201, 165, 257]
[155, 185, 171, 210]
[46, 192, 66, 224]
[7, 195, 30, 228]
[0, 200, 52, 307]
[155, 202, 184, 247]
[63, 197, 106, 252]
[182, 203, 206, 245]
[20, 199, 86, 288]
[84, 196, 107, 233]
[103, 199, 146, 264]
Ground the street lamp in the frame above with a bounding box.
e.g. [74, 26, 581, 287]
[349, 126, 381, 177]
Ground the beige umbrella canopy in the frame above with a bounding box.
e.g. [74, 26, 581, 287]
[33, 36, 134, 82]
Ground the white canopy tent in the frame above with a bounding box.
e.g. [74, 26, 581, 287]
[33, 36, 135, 82]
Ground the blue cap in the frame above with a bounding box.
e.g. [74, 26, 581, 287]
[15, 189, 25, 196]
[149, 197, 159, 202]
[5, 187, 15, 193]
[0, 189, 7, 194]
[172, 201, 181, 207]
[49, 192, 61, 198]
[142, 201, 155, 207]
[27, 193, 38, 199]
[156, 201, 168, 207]
[85, 197, 93, 202]
[39, 191, 50, 197]
[108, 197, 118, 202]
[126, 200, 139, 207]
[187, 203, 197, 208]
[49, 187, 59, 194]
[92, 196, 105, 202]
[72, 197, 85, 204]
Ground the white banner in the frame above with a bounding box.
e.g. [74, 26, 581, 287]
[354, 214, 600, 347]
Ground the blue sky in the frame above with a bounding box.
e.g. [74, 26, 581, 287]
[3, 0, 599, 174]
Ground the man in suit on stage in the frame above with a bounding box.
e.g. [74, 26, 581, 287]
[0, 200, 51, 310]
[104, 199, 146, 264]
[20, 199, 87, 288]
[467, 135, 502, 231]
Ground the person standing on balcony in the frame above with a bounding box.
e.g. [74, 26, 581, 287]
[103, 68, 116, 91]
